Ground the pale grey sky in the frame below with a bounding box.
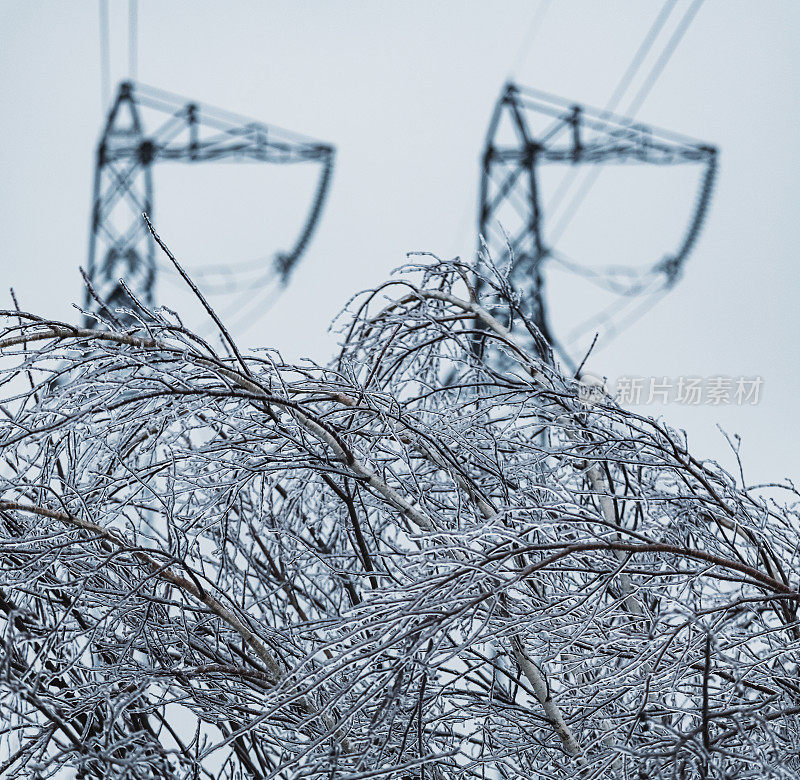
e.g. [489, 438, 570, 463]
[1, 0, 799, 486]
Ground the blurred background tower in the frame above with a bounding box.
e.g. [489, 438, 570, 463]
[477, 82, 717, 367]
[86, 81, 334, 322]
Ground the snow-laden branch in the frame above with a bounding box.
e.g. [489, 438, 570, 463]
[1, 254, 798, 779]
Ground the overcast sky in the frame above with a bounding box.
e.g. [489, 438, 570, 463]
[2, 1, 799, 487]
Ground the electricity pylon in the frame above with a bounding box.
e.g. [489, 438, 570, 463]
[478, 82, 717, 365]
[86, 81, 334, 320]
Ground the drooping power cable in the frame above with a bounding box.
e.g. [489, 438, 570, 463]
[555, 0, 707, 351]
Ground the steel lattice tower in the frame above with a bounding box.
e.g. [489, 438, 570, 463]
[478, 82, 717, 362]
[87, 81, 334, 320]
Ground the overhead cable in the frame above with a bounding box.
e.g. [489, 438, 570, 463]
[99, 0, 110, 110]
[129, 0, 138, 82]
[548, 0, 704, 245]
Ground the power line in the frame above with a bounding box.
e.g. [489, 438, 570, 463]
[129, 0, 138, 81]
[508, 0, 552, 80]
[625, 0, 704, 118]
[547, 0, 704, 246]
[99, 0, 110, 109]
[566, 283, 669, 351]
[547, 0, 679, 234]
[450, 0, 552, 258]
[603, 0, 678, 116]
[548, 0, 707, 357]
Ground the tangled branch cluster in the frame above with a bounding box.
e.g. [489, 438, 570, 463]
[1, 250, 798, 778]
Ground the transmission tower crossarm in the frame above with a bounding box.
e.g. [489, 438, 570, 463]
[85, 81, 335, 323]
[476, 81, 717, 365]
